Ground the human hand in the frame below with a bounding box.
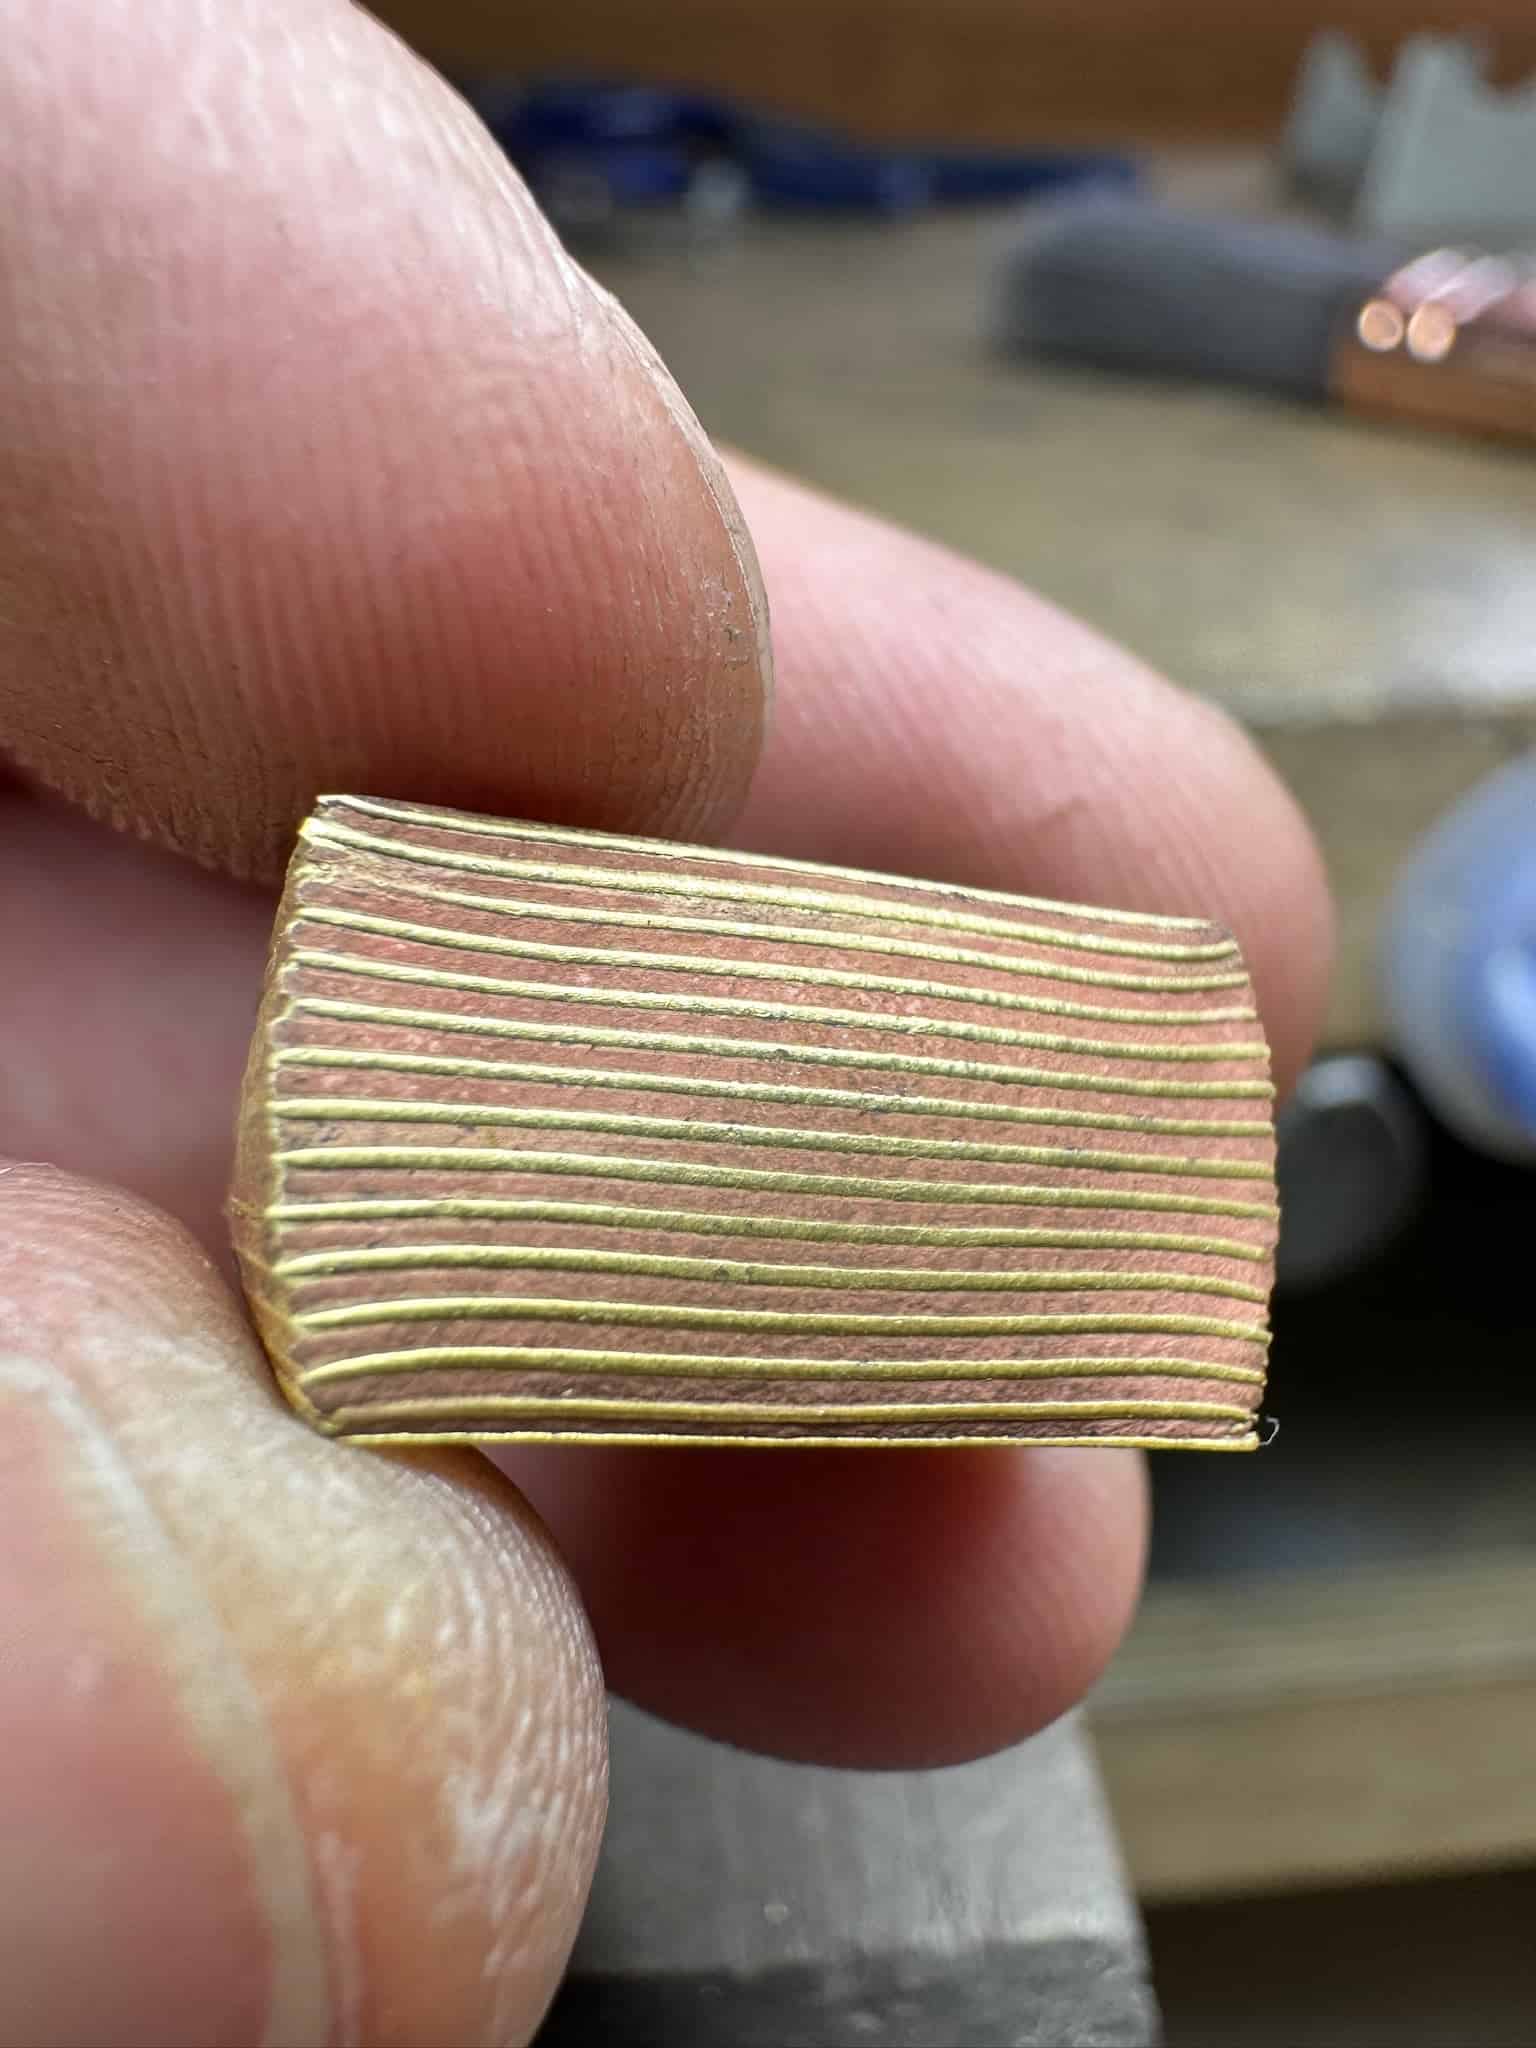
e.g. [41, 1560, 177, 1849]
[0, 4, 1331, 2041]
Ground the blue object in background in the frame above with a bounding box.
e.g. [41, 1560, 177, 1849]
[1382, 754, 1536, 1162]
[465, 78, 715, 218]
[734, 117, 935, 214]
[462, 76, 1139, 226]
[925, 147, 1137, 206]
[737, 118, 1137, 214]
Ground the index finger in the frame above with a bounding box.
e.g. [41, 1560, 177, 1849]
[0, 0, 1330, 1774]
[0, 0, 770, 875]
[497, 464, 1331, 1767]
[726, 458, 1332, 1098]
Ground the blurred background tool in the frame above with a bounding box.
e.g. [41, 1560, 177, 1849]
[995, 199, 1536, 447]
[1384, 752, 1536, 1163]
[1284, 29, 1416, 208]
[460, 75, 1136, 243]
[1285, 29, 1536, 241]
[1272, 1053, 1428, 1293]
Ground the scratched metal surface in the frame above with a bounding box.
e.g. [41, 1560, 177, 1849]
[236, 796, 1275, 1449]
[540, 1703, 1158, 2047]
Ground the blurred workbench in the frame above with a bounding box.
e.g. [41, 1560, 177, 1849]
[583, 162, 1536, 1915]
[585, 157, 1536, 1049]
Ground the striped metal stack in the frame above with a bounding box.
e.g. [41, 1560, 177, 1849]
[233, 795, 1276, 1449]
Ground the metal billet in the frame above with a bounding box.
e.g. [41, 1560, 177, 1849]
[231, 796, 1276, 1449]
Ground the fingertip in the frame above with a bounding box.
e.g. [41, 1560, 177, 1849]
[724, 459, 1333, 1099]
[1079, 684, 1335, 1101]
[499, 1440, 1149, 1769]
[1, 0, 769, 878]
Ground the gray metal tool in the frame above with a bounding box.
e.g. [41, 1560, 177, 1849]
[539, 1701, 1157, 2047]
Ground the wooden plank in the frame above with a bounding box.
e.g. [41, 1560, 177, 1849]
[1092, 1551, 1536, 1900]
[376, 0, 1536, 145]
[1150, 1868, 1536, 2047]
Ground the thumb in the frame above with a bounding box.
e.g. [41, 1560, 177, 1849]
[0, 1164, 606, 2047]
[0, 0, 769, 878]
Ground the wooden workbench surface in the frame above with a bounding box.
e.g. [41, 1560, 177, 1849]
[588, 180, 1536, 1043]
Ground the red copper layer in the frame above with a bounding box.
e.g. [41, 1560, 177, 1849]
[232, 795, 1276, 1450]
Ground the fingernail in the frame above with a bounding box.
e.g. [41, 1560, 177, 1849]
[592, 281, 775, 701]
